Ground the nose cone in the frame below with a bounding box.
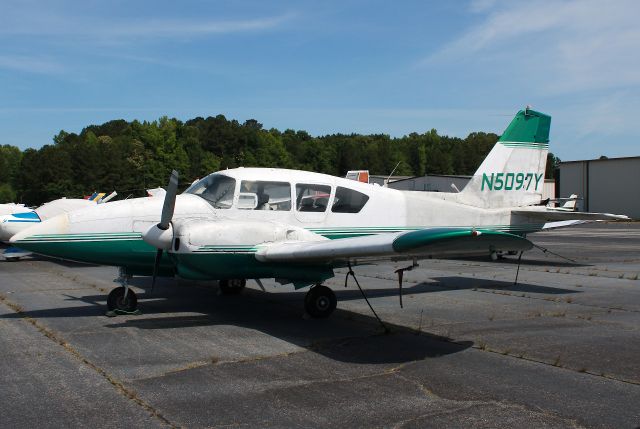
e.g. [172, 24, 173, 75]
[0, 212, 42, 242]
[0, 221, 26, 242]
[9, 213, 71, 248]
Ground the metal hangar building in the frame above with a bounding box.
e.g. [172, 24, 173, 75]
[558, 156, 640, 220]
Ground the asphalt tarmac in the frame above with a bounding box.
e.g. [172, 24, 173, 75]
[1, 223, 639, 428]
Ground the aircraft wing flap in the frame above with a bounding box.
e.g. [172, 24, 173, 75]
[512, 209, 629, 221]
[255, 228, 532, 263]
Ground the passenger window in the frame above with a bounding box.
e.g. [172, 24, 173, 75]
[296, 184, 331, 212]
[331, 186, 369, 213]
[239, 181, 291, 211]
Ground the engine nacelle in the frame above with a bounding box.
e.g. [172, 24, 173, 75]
[172, 218, 325, 252]
[142, 223, 174, 250]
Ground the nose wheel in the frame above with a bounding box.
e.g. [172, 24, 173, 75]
[304, 285, 337, 318]
[107, 286, 138, 313]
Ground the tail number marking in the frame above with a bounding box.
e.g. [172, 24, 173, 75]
[481, 173, 543, 191]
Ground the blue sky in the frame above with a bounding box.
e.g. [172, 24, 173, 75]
[1, 0, 638, 161]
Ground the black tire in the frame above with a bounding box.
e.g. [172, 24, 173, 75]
[107, 287, 138, 312]
[219, 279, 246, 295]
[304, 285, 337, 318]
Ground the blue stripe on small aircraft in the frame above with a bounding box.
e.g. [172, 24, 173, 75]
[11, 211, 41, 220]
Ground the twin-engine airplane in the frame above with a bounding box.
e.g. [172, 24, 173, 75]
[10, 108, 628, 318]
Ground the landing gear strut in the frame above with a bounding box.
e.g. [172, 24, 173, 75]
[106, 268, 139, 315]
[219, 279, 246, 295]
[304, 285, 337, 318]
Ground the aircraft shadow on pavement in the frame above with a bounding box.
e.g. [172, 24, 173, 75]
[424, 277, 580, 295]
[0, 281, 473, 364]
[453, 255, 590, 268]
[0, 266, 579, 364]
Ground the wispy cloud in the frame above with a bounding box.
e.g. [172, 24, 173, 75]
[0, 107, 164, 113]
[423, 0, 640, 94]
[0, 55, 65, 74]
[0, 10, 294, 40]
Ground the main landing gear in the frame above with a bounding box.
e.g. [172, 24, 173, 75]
[219, 279, 247, 295]
[304, 285, 337, 318]
[106, 268, 140, 316]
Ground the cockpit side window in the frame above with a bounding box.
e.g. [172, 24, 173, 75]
[331, 186, 369, 213]
[296, 184, 331, 212]
[239, 181, 291, 211]
[184, 174, 236, 209]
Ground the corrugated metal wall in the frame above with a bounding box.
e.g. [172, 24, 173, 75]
[559, 157, 640, 219]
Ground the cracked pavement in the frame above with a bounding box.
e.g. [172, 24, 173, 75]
[1, 222, 639, 428]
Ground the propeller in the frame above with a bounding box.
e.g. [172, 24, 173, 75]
[142, 170, 179, 293]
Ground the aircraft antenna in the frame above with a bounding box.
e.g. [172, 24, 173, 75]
[385, 161, 402, 187]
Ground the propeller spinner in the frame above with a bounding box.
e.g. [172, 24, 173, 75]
[142, 170, 179, 291]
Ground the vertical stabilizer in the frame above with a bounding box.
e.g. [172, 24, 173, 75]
[459, 108, 550, 208]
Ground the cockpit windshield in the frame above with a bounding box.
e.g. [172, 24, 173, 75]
[184, 174, 236, 209]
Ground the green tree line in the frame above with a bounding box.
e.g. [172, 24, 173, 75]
[0, 115, 560, 205]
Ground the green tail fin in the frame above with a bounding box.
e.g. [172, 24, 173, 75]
[498, 108, 551, 149]
[459, 108, 551, 209]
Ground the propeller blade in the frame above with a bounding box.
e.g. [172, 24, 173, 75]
[150, 248, 163, 294]
[159, 170, 179, 230]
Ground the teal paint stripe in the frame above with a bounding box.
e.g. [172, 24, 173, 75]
[309, 224, 544, 232]
[21, 232, 143, 243]
[19, 238, 141, 243]
[500, 144, 549, 149]
[29, 233, 142, 239]
[197, 248, 258, 251]
[198, 245, 258, 249]
[194, 250, 257, 252]
[499, 140, 549, 145]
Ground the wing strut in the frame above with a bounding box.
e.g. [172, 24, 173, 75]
[345, 262, 389, 333]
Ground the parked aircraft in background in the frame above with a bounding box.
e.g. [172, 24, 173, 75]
[10, 108, 628, 317]
[0, 193, 116, 243]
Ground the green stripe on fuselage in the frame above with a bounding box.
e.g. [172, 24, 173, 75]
[14, 237, 173, 276]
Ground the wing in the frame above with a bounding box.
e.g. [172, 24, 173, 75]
[512, 208, 629, 222]
[255, 228, 532, 263]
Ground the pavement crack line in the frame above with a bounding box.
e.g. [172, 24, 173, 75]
[132, 333, 398, 383]
[132, 348, 312, 382]
[388, 394, 587, 429]
[473, 288, 640, 314]
[392, 371, 587, 429]
[0, 292, 180, 429]
[463, 341, 640, 386]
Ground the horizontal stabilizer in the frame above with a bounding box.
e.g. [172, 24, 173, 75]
[513, 209, 629, 222]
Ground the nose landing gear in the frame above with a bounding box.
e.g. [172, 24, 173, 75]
[107, 286, 138, 313]
[106, 268, 140, 316]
